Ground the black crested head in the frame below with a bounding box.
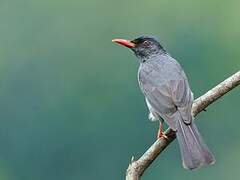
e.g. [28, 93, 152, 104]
[130, 36, 166, 61]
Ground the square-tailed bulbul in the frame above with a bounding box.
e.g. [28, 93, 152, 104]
[112, 36, 215, 170]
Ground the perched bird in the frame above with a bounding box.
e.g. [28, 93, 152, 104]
[112, 36, 215, 170]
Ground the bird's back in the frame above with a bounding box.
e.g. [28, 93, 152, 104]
[138, 54, 188, 91]
[138, 53, 194, 129]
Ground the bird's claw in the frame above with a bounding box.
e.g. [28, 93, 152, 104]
[157, 131, 168, 140]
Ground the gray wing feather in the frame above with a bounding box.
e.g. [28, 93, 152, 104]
[171, 78, 194, 124]
[139, 66, 177, 129]
[138, 57, 194, 128]
[144, 87, 178, 130]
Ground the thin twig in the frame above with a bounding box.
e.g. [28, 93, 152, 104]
[126, 71, 240, 180]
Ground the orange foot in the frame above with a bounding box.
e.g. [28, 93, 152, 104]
[157, 120, 168, 140]
[157, 131, 168, 140]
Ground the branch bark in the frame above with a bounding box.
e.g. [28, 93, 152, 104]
[126, 71, 240, 180]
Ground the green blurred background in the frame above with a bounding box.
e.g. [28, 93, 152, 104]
[0, 0, 239, 179]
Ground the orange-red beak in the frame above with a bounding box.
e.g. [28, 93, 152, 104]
[112, 38, 135, 48]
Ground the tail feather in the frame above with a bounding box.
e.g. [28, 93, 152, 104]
[175, 113, 215, 170]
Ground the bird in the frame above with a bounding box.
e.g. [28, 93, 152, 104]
[112, 36, 215, 170]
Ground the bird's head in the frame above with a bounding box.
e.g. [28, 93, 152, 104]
[112, 36, 166, 61]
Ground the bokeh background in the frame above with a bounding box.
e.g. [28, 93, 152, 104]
[0, 0, 239, 179]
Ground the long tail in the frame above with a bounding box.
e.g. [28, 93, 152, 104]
[175, 113, 215, 170]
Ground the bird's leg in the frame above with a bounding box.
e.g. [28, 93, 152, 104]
[157, 119, 168, 140]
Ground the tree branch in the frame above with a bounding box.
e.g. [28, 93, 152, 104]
[126, 71, 240, 180]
